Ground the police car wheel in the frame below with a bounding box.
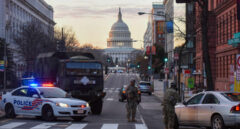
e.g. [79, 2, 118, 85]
[42, 105, 55, 121]
[5, 104, 16, 118]
[72, 116, 85, 121]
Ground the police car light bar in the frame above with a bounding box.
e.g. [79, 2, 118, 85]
[42, 83, 54, 87]
[30, 83, 38, 87]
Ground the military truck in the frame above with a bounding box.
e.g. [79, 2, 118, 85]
[34, 52, 105, 114]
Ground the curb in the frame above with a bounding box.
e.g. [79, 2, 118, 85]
[0, 111, 5, 120]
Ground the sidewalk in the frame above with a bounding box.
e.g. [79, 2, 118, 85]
[153, 79, 193, 102]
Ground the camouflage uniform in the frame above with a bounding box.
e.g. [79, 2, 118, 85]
[126, 84, 139, 122]
[162, 87, 179, 129]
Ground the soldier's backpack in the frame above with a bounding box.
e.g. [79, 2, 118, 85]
[126, 87, 137, 100]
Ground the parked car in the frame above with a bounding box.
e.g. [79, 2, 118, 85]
[175, 91, 240, 129]
[118, 85, 141, 102]
[138, 81, 153, 95]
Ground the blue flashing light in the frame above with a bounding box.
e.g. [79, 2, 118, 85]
[30, 83, 38, 87]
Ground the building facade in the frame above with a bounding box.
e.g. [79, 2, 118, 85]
[105, 8, 137, 66]
[0, 0, 54, 78]
[151, 2, 165, 48]
[195, 0, 239, 91]
[143, 21, 152, 52]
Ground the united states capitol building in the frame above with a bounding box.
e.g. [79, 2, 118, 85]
[105, 8, 139, 66]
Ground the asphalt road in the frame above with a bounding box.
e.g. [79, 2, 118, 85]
[0, 73, 203, 129]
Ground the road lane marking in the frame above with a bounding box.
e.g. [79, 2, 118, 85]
[137, 107, 148, 129]
[31, 123, 57, 129]
[106, 98, 114, 101]
[0, 122, 26, 129]
[66, 124, 87, 129]
[104, 74, 110, 81]
[101, 124, 118, 129]
[135, 124, 148, 129]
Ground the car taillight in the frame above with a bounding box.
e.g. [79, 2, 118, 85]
[230, 104, 240, 113]
[138, 91, 141, 94]
[81, 105, 86, 108]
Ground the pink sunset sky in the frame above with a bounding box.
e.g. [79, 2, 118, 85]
[45, 0, 185, 49]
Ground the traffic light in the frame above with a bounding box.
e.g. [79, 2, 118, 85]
[137, 64, 140, 68]
[148, 66, 151, 70]
[164, 57, 168, 62]
[107, 58, 110, 63]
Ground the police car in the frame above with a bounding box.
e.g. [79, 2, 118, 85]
[1, 83, 90, 121]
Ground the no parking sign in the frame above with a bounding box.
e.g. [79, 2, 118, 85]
[237, 54, 240, 69]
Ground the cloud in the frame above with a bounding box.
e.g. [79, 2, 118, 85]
[54, 5, 150, 19]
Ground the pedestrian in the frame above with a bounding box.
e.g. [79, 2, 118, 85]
[162, 83, 180, 129]
[125, 78, 139, 122]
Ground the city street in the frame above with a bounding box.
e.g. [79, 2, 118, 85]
[0, 73, 204, 129]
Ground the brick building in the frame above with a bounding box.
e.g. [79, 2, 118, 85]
[195, 0, 239, 91]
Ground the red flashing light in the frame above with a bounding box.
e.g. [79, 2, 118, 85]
[42, 83, 54, 87]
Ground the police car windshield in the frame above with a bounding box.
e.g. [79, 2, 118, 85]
[37, 87, 68, 98]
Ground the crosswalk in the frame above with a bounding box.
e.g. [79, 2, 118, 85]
[0, 122, 148, 129]
[104, 88, 121, 93]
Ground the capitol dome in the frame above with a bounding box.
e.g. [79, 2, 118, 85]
[107, 8, 133, 48]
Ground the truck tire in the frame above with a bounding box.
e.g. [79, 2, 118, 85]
[91, 100, 103, 115]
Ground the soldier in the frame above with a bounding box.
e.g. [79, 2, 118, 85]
[162, 83, 180, 129]
[126, 78, 139, 122]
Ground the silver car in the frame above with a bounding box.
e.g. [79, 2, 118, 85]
[175, 91, 240, 129]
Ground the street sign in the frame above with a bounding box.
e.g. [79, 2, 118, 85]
[0, 60, 4, 65]
[230, 65, 235, 83]
[237, 69, 240, 81]
[188, 78, 194, 88]
[0, 65, 4, 72]
[237, 54, 240, 69]
[174, 53, 179, 60]
[184, 69, 191, 74]
[228, 32, 240, 47]
[181, 65, 188, 69]
[164, 68, 169, 74]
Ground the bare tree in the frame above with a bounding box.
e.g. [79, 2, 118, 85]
[15, 21, 56, 73]
[54, 27, 80, 52]
[79, 43, 100, 50]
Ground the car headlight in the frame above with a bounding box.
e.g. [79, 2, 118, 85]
[56, 102, 69, 108]
[86, 103, 90, 107]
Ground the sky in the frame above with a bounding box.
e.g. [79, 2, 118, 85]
[45, 0, 156, 49]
